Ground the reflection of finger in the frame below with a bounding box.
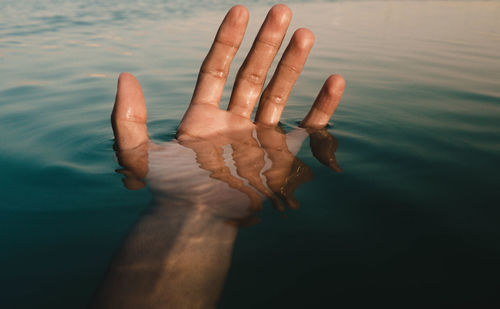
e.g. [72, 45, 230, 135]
[227, 4, 292, 118]
[255, 28, 315, 125]
[111, 72, 149, 150]
[235, 215, 261, 228]
[278, 158, 314, 209]
[285, 127, 309, 156]
[116, 168, 145, 190]
[257, 125, 310, 209]
[230, 134, 283, 211]
[309, 129, 341, 172]
[189, 5, 248, 108]
[181, 139, 263, 211]
[115, 141, 149, 190]
[300, 74, 345, 128]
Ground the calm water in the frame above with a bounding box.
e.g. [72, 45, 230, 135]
[1, 0, 500, 307]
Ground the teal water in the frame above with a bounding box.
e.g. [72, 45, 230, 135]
[1, 0, 500, 307]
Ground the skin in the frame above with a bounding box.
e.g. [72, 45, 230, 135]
[93, 4, 345, 309]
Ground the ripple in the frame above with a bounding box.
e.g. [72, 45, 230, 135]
[1, 1, 500, 308]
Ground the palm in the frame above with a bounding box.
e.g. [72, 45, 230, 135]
[177, 104, 255, 144]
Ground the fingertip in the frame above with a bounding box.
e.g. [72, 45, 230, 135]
[325, 74, 346, 96]
[118, 72, 138, 86]
[114, 72, 146, 119]
[292, 28, 315, 50]
[230, 4, 249, 19]
[270, 4, 292, 23]
[266, 4, 292, 28]
[226, 5, 249, 27]
[116, 72, 144, 100]
[118, 71, 134, 80]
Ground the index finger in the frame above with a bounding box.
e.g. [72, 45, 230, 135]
[188, 5, 249, 109]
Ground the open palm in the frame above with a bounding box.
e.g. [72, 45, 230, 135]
[95, 6, 346, 308]
[111, 4, 345, 214]
[113, 4, 344, 148]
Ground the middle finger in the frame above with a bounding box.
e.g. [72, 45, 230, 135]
[227, 4, 292, 118]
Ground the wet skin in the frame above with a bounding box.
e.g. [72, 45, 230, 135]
[93, 4, 345, 309]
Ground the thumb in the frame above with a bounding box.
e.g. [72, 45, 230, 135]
[111, 72, 149, 150]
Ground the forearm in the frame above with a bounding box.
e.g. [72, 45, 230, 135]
[92, 200, 238, 309]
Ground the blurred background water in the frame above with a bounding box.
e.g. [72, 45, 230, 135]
[1, 0, 500, 307]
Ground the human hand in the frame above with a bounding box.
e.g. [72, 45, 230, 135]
[97, 6, 345, 307]
[112, 4, 345, 219]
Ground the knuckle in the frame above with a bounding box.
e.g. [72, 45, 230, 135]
[201, 67, 228, 80]
[256, 37, 281, 50]
[279, 61, 301, 75]
[265, 94, 286, 106]
[215, 38, 240, 49]
[239, 71, 265, 86]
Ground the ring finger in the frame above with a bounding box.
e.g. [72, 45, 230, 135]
[255, 28, 315, 125]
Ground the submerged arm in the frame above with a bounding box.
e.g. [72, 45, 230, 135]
[94, 3, 344, 308]
[92, 198, 238, 309]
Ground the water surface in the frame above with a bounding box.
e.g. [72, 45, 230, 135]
[1, 0, 500, 307]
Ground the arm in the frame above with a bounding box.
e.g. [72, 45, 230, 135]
[92, 198, 238, 309]
[93, 4, 345, 308]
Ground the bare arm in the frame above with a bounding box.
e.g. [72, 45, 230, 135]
[93, 4, 344, 308]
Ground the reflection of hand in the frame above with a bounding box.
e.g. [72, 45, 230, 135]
[112, 4, 345, 216]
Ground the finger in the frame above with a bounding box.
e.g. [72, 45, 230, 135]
[235, 215, 261, 228]
[189, 5, 249, 108]
[111, 72, 150, 189]
[278, 157, 314, 209]
[255, 28, 315, 125]
[111, 72, 149, 150]
[308, 128, 341, 172]
[227, 4, 292, 118]
[300, 74, 346, 128]
[115, 142, 149, 190]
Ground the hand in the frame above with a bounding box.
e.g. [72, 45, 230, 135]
[112, 4, 345, 218]
[96, 5, 345, 308]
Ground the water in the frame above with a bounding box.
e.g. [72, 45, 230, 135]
[1, 0, 500, 307]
